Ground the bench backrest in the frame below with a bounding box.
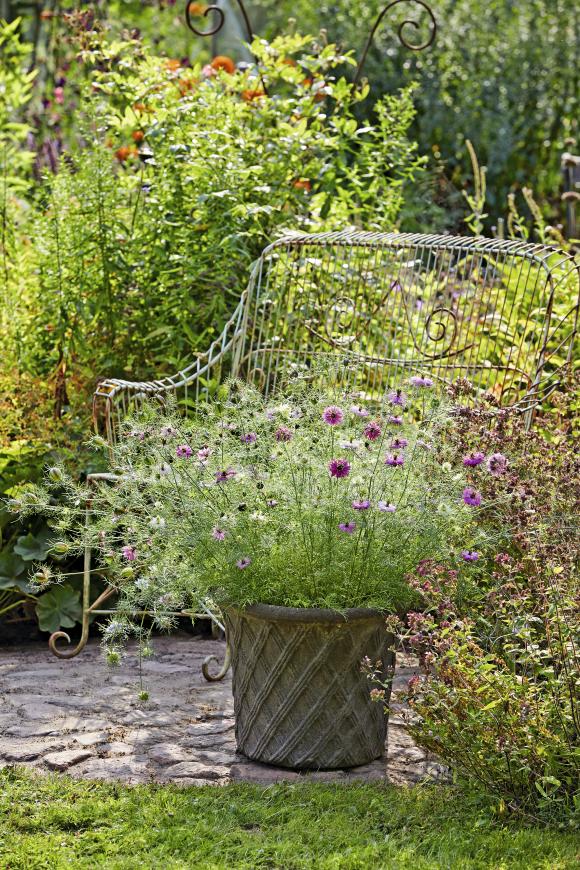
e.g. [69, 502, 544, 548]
[95, 230, 579, 441]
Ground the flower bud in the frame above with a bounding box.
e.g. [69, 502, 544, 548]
[52, 542, 70, 555]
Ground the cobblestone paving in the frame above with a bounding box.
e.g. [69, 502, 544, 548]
[0, 635, 446, 786]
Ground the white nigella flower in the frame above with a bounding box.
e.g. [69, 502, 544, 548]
[340, 439, 363, 450]
[149, 516, 166, 529]
[250, 511, 267, 522]
[135, 577, 151, 592]
[103, 619, 127, 638]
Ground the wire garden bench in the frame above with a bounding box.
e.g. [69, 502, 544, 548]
[49, 230, 580, 670]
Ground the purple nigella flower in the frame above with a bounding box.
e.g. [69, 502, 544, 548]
[488, 452, 508, 476]
[236, 557, 251, 569]
[197, 446, 212, 460]
[385, 453, 405, 467]
[463, 452, 485, 467]
[338, 522, 356, 534]
[160, 425, 178, 438]
[329, 458, 351, 479]
[388, 389, 407, 407]
[461, 550, 480, 562]
[176, 444, 193, 458]
[409, 375, 434, 388]
[212, 527, 227, 541]
[388, 415, 403, 425]
[241, 432, 257, 444]
[121, 545, 137, 561]
[350, 405, 370, 417]
[364, 421, 382, 441]
[378, 501, 396, 512]
[463, 487, 482, 507]
[266, 499, 278, 507]
[275, 426, 293, 442]
[352, 499, 370, 511]
[391, 437, 408, 450]
[322, 406, 344, 425]
[215, 467, 237, 483]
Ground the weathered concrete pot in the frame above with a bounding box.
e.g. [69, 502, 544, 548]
[224, 604, 394, 770]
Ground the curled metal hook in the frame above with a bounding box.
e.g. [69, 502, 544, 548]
[185, 3, 225, 38]
[184, 0, 253, 43]
[354, 0, 437, 86]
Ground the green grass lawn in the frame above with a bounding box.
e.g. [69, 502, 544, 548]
[0, 768, 577, 869]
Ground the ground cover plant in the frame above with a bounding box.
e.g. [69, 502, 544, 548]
[0, 768, 579, 869]
[366, 391, 580, 821]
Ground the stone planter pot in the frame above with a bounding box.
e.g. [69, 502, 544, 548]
[224, 604, 394, 770]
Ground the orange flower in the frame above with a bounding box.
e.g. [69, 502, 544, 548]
[115, 146, 131, 163]
[188, 2, 208, 14]
[132, 130, 144, 143]
[165, 59, 182, 72]
[211, 55, 236, 74]
[178, 77, 197, 96]
[241, 89, 265, 102]
[303, 78, 327, 101]
[293, 178, 312, 192]
[281, 58, 297, 67]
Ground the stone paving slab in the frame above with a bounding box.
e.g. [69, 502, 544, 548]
[0, 634, 446, 786]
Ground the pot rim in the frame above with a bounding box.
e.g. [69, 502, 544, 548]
[224, 602, 387, 624]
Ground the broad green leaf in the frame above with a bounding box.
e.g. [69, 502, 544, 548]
[35, 584, 83, 634]
[13, 529, 52, 562]
[0, 550, 32, 592]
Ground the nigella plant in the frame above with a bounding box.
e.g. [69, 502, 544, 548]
[13, 379, 500, 651]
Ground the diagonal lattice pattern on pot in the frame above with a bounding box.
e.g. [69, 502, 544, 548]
[225, 608, 394, 770]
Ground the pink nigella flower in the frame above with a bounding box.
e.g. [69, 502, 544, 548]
[378, 501, 396, 512]
[197, 446, 212, 460]
[463, 487, 482, 507]
[215, 468, 237, 483]
[329, 458, 351, 478]
[388, 415, 403, 425]
[350, 405, 370, 417]
[160, 426, 178, 438]
[409, 375, 434, 387]
[391, 437, 408, 450]
[385, 453, 404, 467]
[236, 557, 251, 569]
[121, 545, 137, 561]
[487, 452, 508, 476]
[275, 426, 293, 442]
[463, 452, 485, 467]
[176, 444, 193, 458]
[352, 499, 370, 511]
[212, 527, 227, 541]
[388, 389, 407, 407]
[461, 550, 480, 562]
[338, 522, 356, 534]
[241, 432, 257, 444]
[322, 406, 344, 425]
[363, 421, 382, 441]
